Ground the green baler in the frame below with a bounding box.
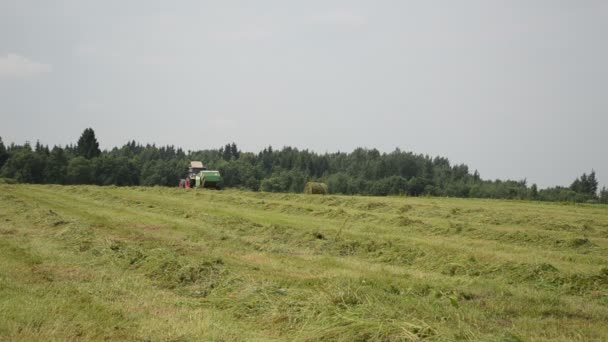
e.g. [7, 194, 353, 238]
[195, 170, 223, 190]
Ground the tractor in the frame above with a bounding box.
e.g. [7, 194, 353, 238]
[181, 161, 223, 190]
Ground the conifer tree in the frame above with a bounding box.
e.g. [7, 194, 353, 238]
[77, 128, 101, 159]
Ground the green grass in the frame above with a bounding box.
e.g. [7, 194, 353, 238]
[0, 185, 607, 341]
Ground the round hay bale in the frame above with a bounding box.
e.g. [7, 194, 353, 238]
[304, 182, 328, 195]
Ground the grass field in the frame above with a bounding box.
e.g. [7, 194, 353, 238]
[1, 185, 607, 341]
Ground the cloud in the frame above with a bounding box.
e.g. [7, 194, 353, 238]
[73, 43, 181, 68]
[311, 9, 368, 31]
[74, 43, 126, 63]
[0, 53, 52, 78]
[212, 118, 236, 129]
[207, 28, 272, 42]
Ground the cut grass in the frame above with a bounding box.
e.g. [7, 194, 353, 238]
[0, 184, 607, 340]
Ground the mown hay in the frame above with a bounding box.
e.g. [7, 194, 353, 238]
[304, 182, 328, 195]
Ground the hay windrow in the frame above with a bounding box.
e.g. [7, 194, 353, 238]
[2, 184, 608, 341]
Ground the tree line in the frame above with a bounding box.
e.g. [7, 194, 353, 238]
[0, 128, 606, 203]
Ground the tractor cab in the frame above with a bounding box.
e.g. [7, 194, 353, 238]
[188, 161, 206, 178]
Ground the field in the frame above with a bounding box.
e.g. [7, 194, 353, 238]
[1, 185, 607, 341]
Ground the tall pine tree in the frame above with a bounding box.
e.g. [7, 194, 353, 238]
[587, 171, 598, 195]
[77, 128, 101, 159]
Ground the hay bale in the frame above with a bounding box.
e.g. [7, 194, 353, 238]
[304, 182, 328, 195]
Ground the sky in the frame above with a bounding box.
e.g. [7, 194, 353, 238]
[1, 1, 606, 189]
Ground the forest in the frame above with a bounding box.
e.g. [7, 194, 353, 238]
[0, 128, 606, 203]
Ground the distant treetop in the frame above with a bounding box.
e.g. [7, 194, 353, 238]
[77, 128, 101, 159]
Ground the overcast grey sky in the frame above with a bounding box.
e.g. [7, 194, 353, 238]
[1, 1, 606, 188]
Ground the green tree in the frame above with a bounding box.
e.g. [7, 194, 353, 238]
[325, 172, 352, 194]
[0, 137, 8, 169]
[230, 142, 240, 160]
[260, 176, 285, 192]
[218, 159, 261, 190]
[92, 156, 140, 186]
[0, 147, 46, 183]
[369, 176, 408, 196]
[529, 183, 538, 200]
[446, 180, 471, 198]
[600, 187, 608, 204]
[140, 160, 164, 186]
[67, 157, 93, 184]
[259, 170, 307, 193]
[569, 171, 599, 199]
[407, 177, 427, 196]
[587, 171, 599, 195]
[221, 143, 235, 161]
[111, 157, 140, 186]
[44, 147, 68, 184]
[77, 128, 101, 159]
